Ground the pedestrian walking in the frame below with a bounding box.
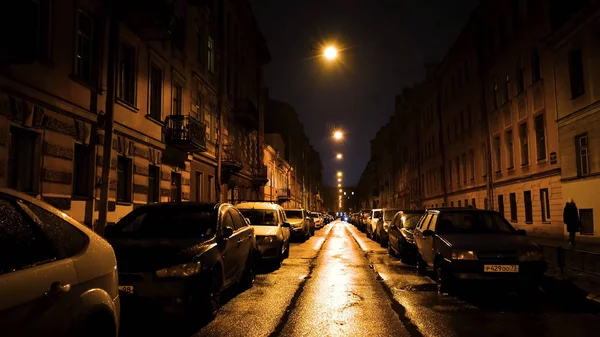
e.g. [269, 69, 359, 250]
[563, 198, 580, 248]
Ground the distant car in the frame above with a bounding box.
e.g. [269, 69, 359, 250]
[237, 202, 291, 268]
[311, 212, 324, 229]
[358, 210, 371, 232]
[375, 208, 401, 246]
[367, 208, 382, 239]
[105, 202, 256, 320]
[0, 188, 120, 337]
[285, 208, 313, 240]
[387, 210, 425, 260]
[413, 208, 546, 290]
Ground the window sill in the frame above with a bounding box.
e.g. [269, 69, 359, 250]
[116, 99, 139, 113]
[521, 163, 530, 168]
[542, 221, 552, 224]
[507, 166, 515, 171]
[510, 219, 518, 223]
[146, 114, 164, 126]
[525, 221, 533, 225]
[69, 74, 98, 91]
[116, 201, 133, 206]
[537, 158, 547, 164]
[71, 195, 93, 201]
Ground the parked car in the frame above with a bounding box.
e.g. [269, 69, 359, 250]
[375, 208, 401, 246]
[105, 202, 256, 320]
[285, 208, 314, 240]
[0, 188, 120, 337]
[359, 210, 371, 232]
[367, 208, 383, 239]
[413, 208, 547, 290]
[311, 212, 324, 229]
[388, 210, 425, 260]
[237, 202, 291, 267]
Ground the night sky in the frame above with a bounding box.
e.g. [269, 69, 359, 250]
[250, 0, 479, 187]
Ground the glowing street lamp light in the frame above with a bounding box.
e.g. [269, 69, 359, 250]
[323, 46, 338, 60]
[339, 189, 342, 193]
[337, 171, 343, 177]
[336, 153, 343, 160]
[333, 130, 343, 141]
[338, 184, 341, 187]
[337, 178, 341, 182]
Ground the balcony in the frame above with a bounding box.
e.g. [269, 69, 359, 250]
[120, 0, 186, 41]
[233, 99, 259, 130]
[277, 188, 291, 203]
[164, 115, 207, 153]
[222, 145, 243, 172]
[251, 165, 269, 185]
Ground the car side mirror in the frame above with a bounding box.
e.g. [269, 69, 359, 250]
[422, 229, 434, 237]
[222, 226, 234, 239]
[282, 222, 291, 228]
[516, 229, 527, 236]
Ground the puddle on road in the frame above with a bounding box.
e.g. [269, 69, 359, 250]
[398, 283, 439, 292]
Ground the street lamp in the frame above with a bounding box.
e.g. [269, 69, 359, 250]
[336, 153, 343, 160]
[337, 178, 341, 182]
[337, 183, 341, 187]
[324, 46, 338, 60]
[333, 130, 343, 141]
[339, 189, 342, 193]
[337, 171, 343, 177]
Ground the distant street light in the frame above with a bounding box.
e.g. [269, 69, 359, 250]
[336, 153, 343, 160]
[338, 184, 341, 187]
[324, 46, 338, 60]
[339, 189, 342, 193]
[337, 171, 343, 177]
[333, 130, 343, 141]
[337, 178, 341, 182]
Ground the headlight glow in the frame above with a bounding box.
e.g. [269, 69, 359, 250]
[156, 262, 201, 278]
[519, 250, 544, 261]
[451, 250, 478, 260]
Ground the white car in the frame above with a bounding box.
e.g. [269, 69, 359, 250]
[0, 188, 120, 337]
[237, 202, 291, 268]
[368, 208, 383, 239]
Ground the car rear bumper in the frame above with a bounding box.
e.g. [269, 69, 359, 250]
[290, 227, 307, 237]
[118, 274, 198, 314]
[258, 242, 282, 259]
[443, 260, 547, 281]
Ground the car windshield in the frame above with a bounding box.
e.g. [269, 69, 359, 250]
[435, 212, 516, 235]
[116, 206, 217, 239]
[240, 209, 278, 226]
[373, 211, 382, 218]
[286, 210, 303, 219]
[401, 214, 422, 229]
[384, 210, 400, 221]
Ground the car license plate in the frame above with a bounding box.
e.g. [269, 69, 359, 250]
[118, 285, 134, 294]
[484, 265, 519, 273]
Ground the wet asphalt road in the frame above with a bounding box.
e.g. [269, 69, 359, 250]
[121, 220, 600, 337]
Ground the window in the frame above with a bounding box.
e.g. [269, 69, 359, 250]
[208, 175, 214, 201]
[117, 156, 132, 203]
[451, 201, 454, 207]
[73, 143, 92, 197]
[458, 200, 462, 207]
[516, 59, 525, 94]
[195, 171, 203, 201]
[118, 44, 136, 105]
[172, 82, 183, 115]
[76, 10, 93, 83]
[569, 49, 585, 99]
[0, 199, 56, 275]
[7, 127, 39, 193]
[230, 210, 246, 230]
[576, 133, 590, 176]
[149, 64, 163, 121]
[465, 199, 468, 207]
[524, 190, 533, 223]
[27, 203, 88, 257]
[519, 123, 529, 166]
[509, 193, 517, 221]
[208, 36, 215, 73]
[540, 188, 551, 222]
[14, 0, 52, 63]
[484, 198, 489, 210]
[504, 74, 510, 103]
[494, 136, 501, 172]
[482, 143, 488, 177]
[472, 198, 476, 208]
[469, 150, 475, 180]
[462, 153, 467, 184]
[535, 114, 546, 160]
[506, 130, 514, 169]
[456, 157, 460, 185]
[448, 160, 453, 186]
[148, 165, 160, 203]
[498, 194, 505, 217]
[171, 172, 182, 202]
[531, 48, 541, 83]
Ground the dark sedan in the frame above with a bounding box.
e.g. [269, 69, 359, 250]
[105, 202, 256, 320]
[413, 208, 546, 290]
[387, 210, 425, 260]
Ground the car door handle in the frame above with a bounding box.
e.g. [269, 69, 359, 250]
[46, 281, 71, 296]
[248, 233, 252, 238]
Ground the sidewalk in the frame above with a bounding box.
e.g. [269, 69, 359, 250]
[529, 235, 600, 303]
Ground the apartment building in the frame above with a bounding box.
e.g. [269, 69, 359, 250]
[1, 0, 270, 227]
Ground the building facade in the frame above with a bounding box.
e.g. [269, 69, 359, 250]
[357, 0, 600, 238]
[1, 0, 270, 228]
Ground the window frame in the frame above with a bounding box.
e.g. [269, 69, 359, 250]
[506, 129, 515, 170]
[509, 192, 517, 222]
[117, 42, 137, 106]
[148, 63, 163, 122]
[568, 48, 585, 99]
[72, 142, 93, 198]
[534, 114, 547, 161]
[540, 188, 551, 222]
[117, 155, 133, 203]
[524, 190, 533, 224]
[575, 133, 590, 177]
[148, 165, 160, 203]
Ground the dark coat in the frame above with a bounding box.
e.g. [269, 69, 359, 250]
[563, 202, 580, 233]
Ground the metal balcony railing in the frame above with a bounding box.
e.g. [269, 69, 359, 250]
[222, 144, 243, 171]
[164, 114, 207, 152]
[251, 165, 269, 185]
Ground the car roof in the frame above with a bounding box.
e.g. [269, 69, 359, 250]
[426, 207, 496, 214]
[236, 202, 283, 211]
[285, 208, 304, 211]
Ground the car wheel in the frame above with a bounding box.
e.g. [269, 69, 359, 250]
[239, 254, 256, 290]
[416, 255, 427, 275]
[204, 269, 222, 319]
[435, 260, 453, 292]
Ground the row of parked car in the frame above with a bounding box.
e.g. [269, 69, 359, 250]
[0, 187, 330, 337]
[348, 206, 547, 291]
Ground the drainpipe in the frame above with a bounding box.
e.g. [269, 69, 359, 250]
[215, 0, 225, 203]
[96, 4, 118, 236]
